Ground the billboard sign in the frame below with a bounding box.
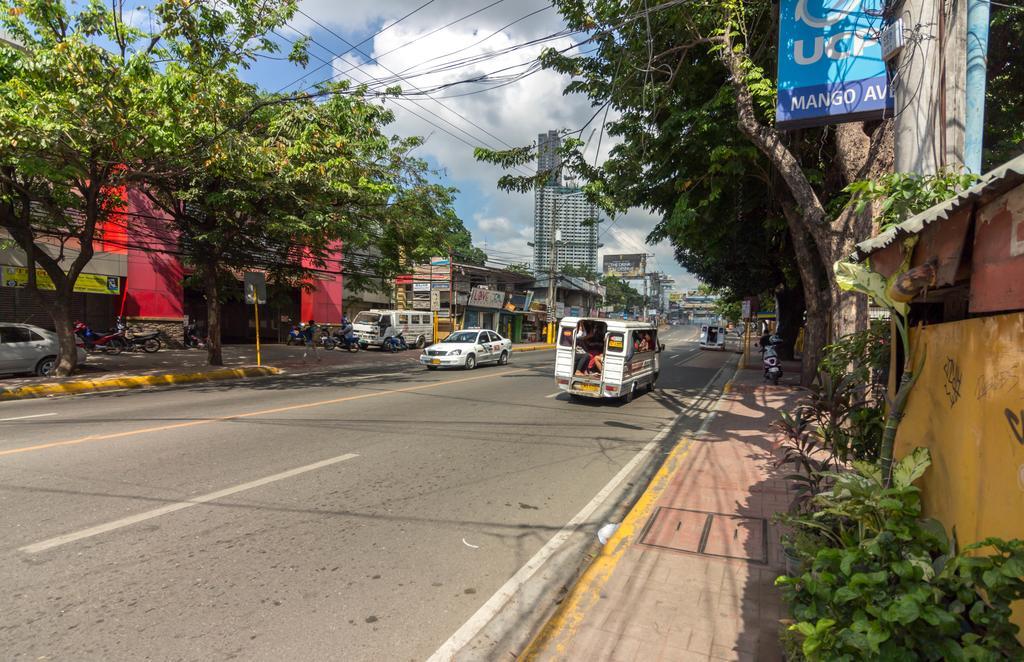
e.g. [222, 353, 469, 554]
[602, 253, 645, 278]
[776, 0, 892, 129]
[2, 266, 121, 295]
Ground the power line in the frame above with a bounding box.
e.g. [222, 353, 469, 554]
[273, 0, 440, 93]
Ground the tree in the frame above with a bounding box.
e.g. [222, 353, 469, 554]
[505, 262, 533, 276]
[139, 65, 465, 364]
[560, 264, 600, 280]
[600, 275, 643, 311]
[0, 0, 299, 375]
[476, 0, 894, 385]
[984, 5, 1024, 169]
[0, 0, 165, 375]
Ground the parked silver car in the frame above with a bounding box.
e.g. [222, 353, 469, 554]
[0, 323, 86, 377]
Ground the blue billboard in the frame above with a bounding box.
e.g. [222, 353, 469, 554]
[776, 0, 893, 129]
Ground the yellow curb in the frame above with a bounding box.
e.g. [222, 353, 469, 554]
[518, 437, 697, 661]
[0, 366, 281, 401]
[511, 344, 556, 352]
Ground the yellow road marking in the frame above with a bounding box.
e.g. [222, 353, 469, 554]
[0, 368, 527, 458]
[518, 437, 696, 660]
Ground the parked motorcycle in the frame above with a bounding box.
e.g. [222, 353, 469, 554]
[73, 321, 126, 354]
[183, 323, 205, 349]
[382, 329, 409, 353]
[760, 334, 783, 385]
[332, 324, 360, 353]
[124, 328, 163, 353]
[286, 324, 307, 346]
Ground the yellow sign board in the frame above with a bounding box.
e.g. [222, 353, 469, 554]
[2, 265, 121, 295]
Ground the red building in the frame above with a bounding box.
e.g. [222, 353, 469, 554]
[0, 188, 345, 343]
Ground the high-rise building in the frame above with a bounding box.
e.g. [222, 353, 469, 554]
[533, 186, 600, 277]
[533, 130, 600, 277]
[537, 130, 562, 186]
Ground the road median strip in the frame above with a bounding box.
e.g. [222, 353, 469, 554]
[0, 366, 281, 401]
[511, 344, 555, 352]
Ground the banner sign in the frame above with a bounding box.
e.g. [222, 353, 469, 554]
[2, 265, 121, 295]
[431, 281, 450, 290]
[468, 287, 505, 309]
[776, 0, 892, 129]
[412, 282, 431, 292]
[602, 253, 645, 278]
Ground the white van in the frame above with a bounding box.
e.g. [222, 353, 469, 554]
[699, 324, 727, 350]
[352, 309, 434, 349]
[554, 317, 662, 403]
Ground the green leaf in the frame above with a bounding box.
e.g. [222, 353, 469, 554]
[892, 447, 932, 487]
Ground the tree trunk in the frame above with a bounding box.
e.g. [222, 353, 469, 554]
[49, 292, 80, 377]
[203, 266, 223, 366]
[774, 282, 805, 361]
[781, 202, 831, 386]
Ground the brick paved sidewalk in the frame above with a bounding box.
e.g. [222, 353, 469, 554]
[523, 365, 803, 662]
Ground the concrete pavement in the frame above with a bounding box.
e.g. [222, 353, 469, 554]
[0, 326, 733, 661]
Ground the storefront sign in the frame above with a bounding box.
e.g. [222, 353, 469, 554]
[2, 265, 121, 295]
[468, 287, 505, 309]
[776, 0, 892, 129]
[412, 282, 431, 292]
[431, 281, 450, 290]
[430, 256, 451, 267]
[430, 290, 441, 311]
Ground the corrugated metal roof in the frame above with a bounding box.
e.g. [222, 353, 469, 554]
[850, 152, 1024, 262]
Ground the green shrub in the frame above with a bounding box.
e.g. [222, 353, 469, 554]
[777, 449, 1024, 660]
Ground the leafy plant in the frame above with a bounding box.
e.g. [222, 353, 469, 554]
[777, 449, 1024, 660]
[773, 408, 838, 513]
[845, 170, 979, 232]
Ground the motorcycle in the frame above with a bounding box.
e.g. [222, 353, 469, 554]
[286, 324, 307, 346]
[382, 329, 409, 353]
[73, 321, 126, 354]
[761, 334, 783, 385]
[184, 323, 205, 349]
[332, 325, 360, 353]
[124, 328, 163, 353]
[318, 328, 337, 351]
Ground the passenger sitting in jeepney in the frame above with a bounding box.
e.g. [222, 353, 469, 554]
[574, 323, 604, 376]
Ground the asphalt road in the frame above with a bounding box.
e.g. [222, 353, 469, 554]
[0, 325, 734, 661]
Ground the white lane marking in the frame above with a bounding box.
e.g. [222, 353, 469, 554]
[0, 412, 58, 422]
[20, 453, 359, 554]
[426, 426, 673, 662]
[545, 392, 563, 399]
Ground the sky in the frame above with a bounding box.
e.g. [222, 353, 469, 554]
[237, 0, 699, 291]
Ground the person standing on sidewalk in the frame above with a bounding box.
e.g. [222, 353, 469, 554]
[302, 319, 321, 362]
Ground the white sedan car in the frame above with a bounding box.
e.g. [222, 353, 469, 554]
[0, 323, 87, 377]
[420, 328, 512, 370]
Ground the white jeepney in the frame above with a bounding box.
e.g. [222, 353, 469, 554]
[554, 317, 662, 403]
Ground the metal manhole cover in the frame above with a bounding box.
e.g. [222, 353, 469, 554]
[638, 507, 768, 564]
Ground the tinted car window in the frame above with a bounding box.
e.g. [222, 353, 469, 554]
[0, 326, 33, 343]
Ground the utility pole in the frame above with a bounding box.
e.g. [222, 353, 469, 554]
[546, 190, 559, 342]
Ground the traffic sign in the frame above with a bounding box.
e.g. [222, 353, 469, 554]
[244, 272, 267, 305]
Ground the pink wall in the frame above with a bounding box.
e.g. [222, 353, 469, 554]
[300, 243, 344, 323]
[122, 190, 184, 320]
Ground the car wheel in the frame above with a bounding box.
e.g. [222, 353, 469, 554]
[143, 338, 161, 353]
[35, 356, 56, 377]
[621, 382, 636, 404]
[498, 350, 509, 365]
[464, 354, 476, 370]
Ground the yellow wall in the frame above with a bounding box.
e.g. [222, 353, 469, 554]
[895, 312, 1024, 632]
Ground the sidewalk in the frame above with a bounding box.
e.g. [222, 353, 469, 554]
[522, 363, 803, 662]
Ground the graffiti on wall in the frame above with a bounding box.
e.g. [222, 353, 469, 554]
[943, 357, 963, 407]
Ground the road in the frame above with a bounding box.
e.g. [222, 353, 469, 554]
[0, 325, 735, 661]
